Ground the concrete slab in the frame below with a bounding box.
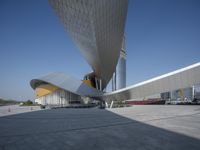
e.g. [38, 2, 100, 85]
[0, 105, 200, 150]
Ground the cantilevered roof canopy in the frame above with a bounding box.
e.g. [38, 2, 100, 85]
[49, 0, 128, 89]
[30, 73, 103, 98]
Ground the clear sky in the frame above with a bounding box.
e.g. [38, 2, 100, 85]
[0, 0, 200, 101]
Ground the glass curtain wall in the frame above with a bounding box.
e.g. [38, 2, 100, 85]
[38, 89, 81, 106]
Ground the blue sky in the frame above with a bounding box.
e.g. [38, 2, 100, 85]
[0, 0, 200, 101]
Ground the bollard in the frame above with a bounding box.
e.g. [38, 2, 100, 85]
[8, 107, 11, 112]
[31, 107, 33, 111]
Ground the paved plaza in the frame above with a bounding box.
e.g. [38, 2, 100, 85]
[0, 105, 200, 150]
[0, 105, 41, 117]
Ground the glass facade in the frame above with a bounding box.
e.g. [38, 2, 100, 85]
[161, 87, 194, 101]
[37, 89, 82, 107]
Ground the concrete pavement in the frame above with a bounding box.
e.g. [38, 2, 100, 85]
[0, 105, 200, 150]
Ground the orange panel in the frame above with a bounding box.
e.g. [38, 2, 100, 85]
[82, 80, 95, 88]
[35, 84, 59, 98]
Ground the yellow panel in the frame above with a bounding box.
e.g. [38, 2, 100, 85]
[82, 80, 94, 88]
[35, 84, 59, 98]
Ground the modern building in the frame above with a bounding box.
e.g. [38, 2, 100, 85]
[31, 73, 102, 106]
[30, 0, 200, 106]
[101, 63, 200, 101]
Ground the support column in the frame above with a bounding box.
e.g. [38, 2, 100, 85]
[110, 101, 114, 108]
[192, 85, 195, 100]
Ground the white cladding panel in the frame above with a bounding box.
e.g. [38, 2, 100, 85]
[102, 63, 200, 101]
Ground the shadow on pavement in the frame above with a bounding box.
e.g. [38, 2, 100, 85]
[0, 108, 199, 150]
